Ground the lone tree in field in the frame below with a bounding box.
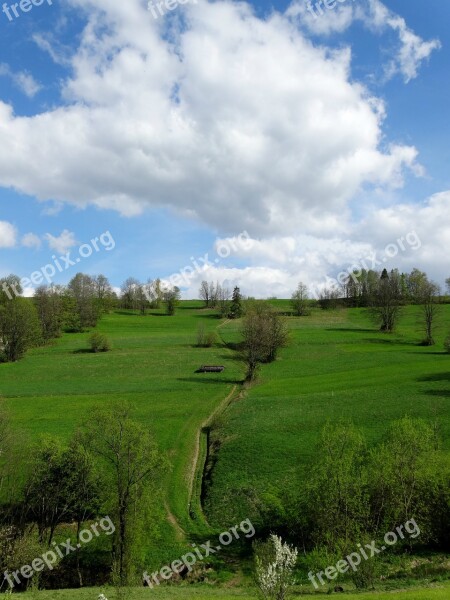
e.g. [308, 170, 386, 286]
[291, 282, 309, 316]
[164, 286, 181, 315]
[0, 297, 40, 362]
[254, 534, 298, 600]
[239, 304, 288, 380]
[369, 270, 402, 333]
[80, 402, 165, 585]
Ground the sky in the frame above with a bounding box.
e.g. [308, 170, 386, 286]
[0, 0, 448, 298]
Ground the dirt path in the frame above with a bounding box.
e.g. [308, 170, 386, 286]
[187, 384, 237, 516]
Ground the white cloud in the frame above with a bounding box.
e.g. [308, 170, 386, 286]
[44, 229, 77, 254]
[0, 63, 42, 98]
[0, 221, 17, 248]
[0, 0, 420, 238]
[22, 233, 42, 249]
[176, 191, 450, 298]
[289, 0, 440, 83]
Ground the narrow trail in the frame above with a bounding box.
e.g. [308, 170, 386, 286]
[187, 384, 238, 514]
[166, 316, 240, 538]
[164, 500, 186, 541]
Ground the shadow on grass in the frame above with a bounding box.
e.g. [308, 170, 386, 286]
[326, 327, 375, 333]
[362, 338, 415, 346]
[423, 390, 450, 397]
[417, 373, 450, 382]
[72, 349, 93, 354]
[177, 377, 242, 385]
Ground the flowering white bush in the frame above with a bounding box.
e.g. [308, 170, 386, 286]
[98, 594, 108, 600]
[255, 534, 298, 600]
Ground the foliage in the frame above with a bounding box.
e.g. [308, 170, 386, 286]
[79, 402, 167, 586]
[229, 287, 243, 319]
[290, 282, 310, 316]
[254, 534, 298, 600]
[0, 297, 41, 362]
[89, 332, 111, 353]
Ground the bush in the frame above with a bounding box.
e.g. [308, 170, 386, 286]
[205, 332, 218, 347]
[89, 332, 111, 353]
[444, 335, 450, 353]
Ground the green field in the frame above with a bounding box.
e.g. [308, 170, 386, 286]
[18, 581, 450, 600]
[0, 303, 241, 566]
[1, 301, 449, 595]
[205, 304, 450, 527]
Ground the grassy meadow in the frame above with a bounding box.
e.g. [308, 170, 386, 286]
[1, 300, 449, 596]
[205, 303, 450, 529]
[18, 581, 450, 600]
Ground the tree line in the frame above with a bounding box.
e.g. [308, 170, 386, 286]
[0, 273, 182, 363]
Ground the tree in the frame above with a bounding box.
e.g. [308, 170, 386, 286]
[199, 281, 210, 308]
[291, 283, 309, 316]
[164, 286, 180, 316]
[254, 534, 298, 600]
[79, 403, 165, 585]
[216, 283, 231, 318]
[229, 286, 243, 319]
[370, 271, 402, 333]
[0, 274, 22, 303]
[406, 268, 428, 303]
[306, 422, 369, 549]
[34, 285, 64, 341]
[23, 437, 100, 546]
[418, 281, 441, 346]
[369, 417, 435, 538]
[446, 277, 450, 296]
[93, 275, 117, 313]
[120, 278, 140, 310]
[318, 286, 340, 310]
[239, 305, 288, 380]
[67, 273, 100, 331]
[0, 298, 40, 362]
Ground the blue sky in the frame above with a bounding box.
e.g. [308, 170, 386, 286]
[0, 0, 448, 297]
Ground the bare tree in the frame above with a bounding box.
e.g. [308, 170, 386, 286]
[418, 281, 441, 346]
[199, 281, 210, 307]
[291, 282, 309, 316]
[369, 270, 402, 333]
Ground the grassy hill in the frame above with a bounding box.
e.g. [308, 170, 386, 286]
[1, 301, 449, 593]
[204, 304, 450, 530]
[0, 303, 241, 567]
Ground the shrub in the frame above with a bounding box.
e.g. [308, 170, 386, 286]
[205, 332, 218, 347]
[89, 332, 111, 353]
[444, 334, 450, 353]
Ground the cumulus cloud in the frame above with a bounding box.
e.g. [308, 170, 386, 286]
[175, 190, 450, 298]
[44, 229, 77, 254]
[0, 64, 42, 98]
[0, 0, 420, 238]
[22, 233, 42, 249]
[289, 0, 440, 83]
[0, 221, 17, 248]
